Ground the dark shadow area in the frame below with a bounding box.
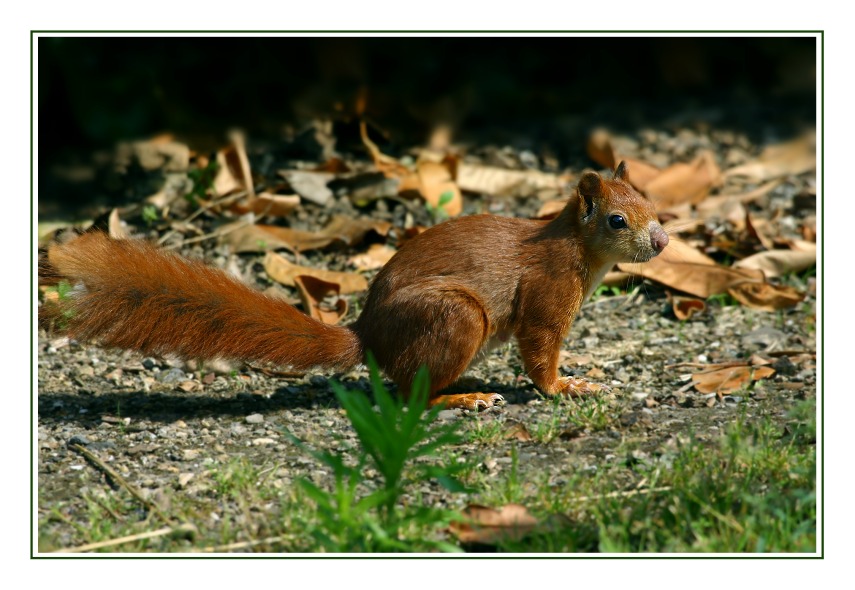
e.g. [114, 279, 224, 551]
[37, 378, 536, 425]
[38, 35, 816, 216]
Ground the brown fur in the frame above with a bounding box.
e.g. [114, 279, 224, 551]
[45, 163, 666, 411]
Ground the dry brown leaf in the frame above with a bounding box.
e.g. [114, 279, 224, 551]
[293, 275, 348, 325]
[358, 123, 464, 216]
[456, 163, 565, 199]
[264, 252, 368, 294]
[213, 141, 251, 197]
[669, 295, 706, 320]
[618, 239, 765, 298]
[692, 364, 776, 394]
[220, 222, 296, 254]
[733, 246, 816, 279]
[222, 215, 391, 253]
[725, 132, 816, 181]
[239, 192, 301, 218]
[348, 244, 397, 271]
[645, 151, 722, 209]
[727, 282, 805, 311]
[449, 504, 540, 545]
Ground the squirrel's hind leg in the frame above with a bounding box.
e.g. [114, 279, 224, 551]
[358, 284, 496, 408]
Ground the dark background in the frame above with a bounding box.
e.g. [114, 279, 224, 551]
[38, 36, 816, 214]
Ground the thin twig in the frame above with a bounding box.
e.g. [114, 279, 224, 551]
[664, 361, 748, 370]
[193, 535, 290, 553]
[166, 217, 254, 248]
[52, 524, 196, 554]
[69, 443, 171, 524]
[156, 190, 248, 246]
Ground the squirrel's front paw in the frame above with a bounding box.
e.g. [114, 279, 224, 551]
[554, 376, 610, 397]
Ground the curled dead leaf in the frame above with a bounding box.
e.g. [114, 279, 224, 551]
[213, 134, 254, 197]
[293, 275, 348, 325]
[727, 281, 805, 311]
[691, 364, 776, 394]
[263, 252, 368, 294]
[669, 295, 706, 320]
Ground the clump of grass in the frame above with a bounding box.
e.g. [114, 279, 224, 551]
[283, 356, 469, 552]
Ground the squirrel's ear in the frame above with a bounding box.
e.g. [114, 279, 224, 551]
[577, 171, 603, 217]
[614, 160, 629, 182]
[577, 171, 604, 199]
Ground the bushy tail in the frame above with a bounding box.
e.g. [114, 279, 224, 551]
[44, 232, 363, 371]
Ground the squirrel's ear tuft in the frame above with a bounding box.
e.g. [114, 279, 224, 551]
[614, 160, 629, 182]
[577, 171, 604, 199]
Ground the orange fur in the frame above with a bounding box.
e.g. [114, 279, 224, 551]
[45, 163, 667, 410]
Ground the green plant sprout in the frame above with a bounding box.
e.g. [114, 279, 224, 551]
[425, 190, 455, 222]
[282, 355, 468, 552]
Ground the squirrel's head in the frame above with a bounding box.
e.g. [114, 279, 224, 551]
[574, 161, 668, 263]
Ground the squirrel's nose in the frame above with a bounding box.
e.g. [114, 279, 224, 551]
[650, 224, 669, 253]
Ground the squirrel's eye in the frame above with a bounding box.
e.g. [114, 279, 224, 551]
[608, 214, 627, 229]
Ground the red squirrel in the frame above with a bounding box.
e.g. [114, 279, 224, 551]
[44, 161, 668, 411]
